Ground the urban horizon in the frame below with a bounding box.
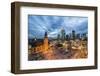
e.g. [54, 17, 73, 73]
[28, 15, 88, 39]
[28, 29, 87, 40]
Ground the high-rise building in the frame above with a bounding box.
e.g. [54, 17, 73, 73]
[81, 33, 87, 40]
[66, 34, 69, 40]
[57, 34, 60, 40]
[61, 28, 66, 41]
[72, 30, 76, 40]
[69, 33, 72, 40]
[76, 34, 80, 39]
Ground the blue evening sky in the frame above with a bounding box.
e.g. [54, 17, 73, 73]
[28, 15, 88, 39]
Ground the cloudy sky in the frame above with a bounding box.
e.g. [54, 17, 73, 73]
[28, 15, 88, 39]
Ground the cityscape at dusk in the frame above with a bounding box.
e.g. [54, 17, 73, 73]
[28, 15, 88, 60]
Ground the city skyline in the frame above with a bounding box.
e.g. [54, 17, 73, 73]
[28, 15, 88, 39]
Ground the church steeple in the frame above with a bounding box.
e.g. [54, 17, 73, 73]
[44, 31, 48, 51]
[44, 32, 48, 38]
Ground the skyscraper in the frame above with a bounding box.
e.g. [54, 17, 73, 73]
[76, 34, 80, 39]
[61, 28, 66, 41]
[72, 30, 76, 40]
[81, 33, 87, 40]
[66, 34, 69, 40]
[57, 34, 60, 40]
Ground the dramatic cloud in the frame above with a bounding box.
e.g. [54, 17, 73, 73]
[28, 15, 88, 39]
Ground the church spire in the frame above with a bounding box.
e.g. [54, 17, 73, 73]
[44, 31, 48, 51]
[44, 31, 48, 38]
